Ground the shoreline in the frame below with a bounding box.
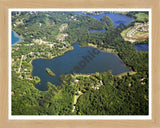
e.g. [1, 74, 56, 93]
[115, 71, 137, 77]
[29, 46, 74, 80]
[115, 71, 130, 77]
[87, 43, 133, 71]
[24, 42, 131, 88]
[12, 39, 23, 46]
[87, 43, 117, 54]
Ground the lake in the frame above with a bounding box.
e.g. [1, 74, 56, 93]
[74, 11, 134, 28]
[32, 43, 131, 91]
[134, 43, 149, 52]
[12, 30, 23, 45]
[89, 29, 106, 33]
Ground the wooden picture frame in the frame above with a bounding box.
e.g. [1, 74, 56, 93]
[0, 0, 160, 127]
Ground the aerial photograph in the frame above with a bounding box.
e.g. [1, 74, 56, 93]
[11, 10, 149, 116]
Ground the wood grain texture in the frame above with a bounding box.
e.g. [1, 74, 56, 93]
[0, 0, 160, 127]
[0, 0, 155, 8]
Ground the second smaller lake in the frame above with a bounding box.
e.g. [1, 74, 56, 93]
[89, 29, 106, 33]
[74, 12, 134, 28]
[12, 30, 23, 45]
[134, 43, 149, 52]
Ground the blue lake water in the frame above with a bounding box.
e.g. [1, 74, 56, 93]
[32, 43, 131, 91]
[134, 43, 149, 52]
[74, 11, 134, 28]
[12, 30, 22, 45]
[89, 29, 106, 33]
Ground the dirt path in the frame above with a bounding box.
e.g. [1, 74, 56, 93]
[72, 91, 83, 112]
[18, 55, 24, 73]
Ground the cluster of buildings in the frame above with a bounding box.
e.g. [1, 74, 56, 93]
[126, 22, 149, 37]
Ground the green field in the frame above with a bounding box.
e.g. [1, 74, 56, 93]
[135, 13, 148, 22]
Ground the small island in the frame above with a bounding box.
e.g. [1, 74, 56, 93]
[46, 68, 56, 76]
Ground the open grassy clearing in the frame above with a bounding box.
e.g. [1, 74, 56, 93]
[135, 13, 148, 22]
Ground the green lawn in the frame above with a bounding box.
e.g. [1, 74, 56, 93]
[121, 27, 132, 37]
[135, 13, 148, 22]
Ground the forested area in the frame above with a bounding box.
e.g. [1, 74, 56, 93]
[75, 72, 148, 115]
[11, 11, 149, 115]
[12, 72, 74, 115]
[74, 23, 148, 114]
